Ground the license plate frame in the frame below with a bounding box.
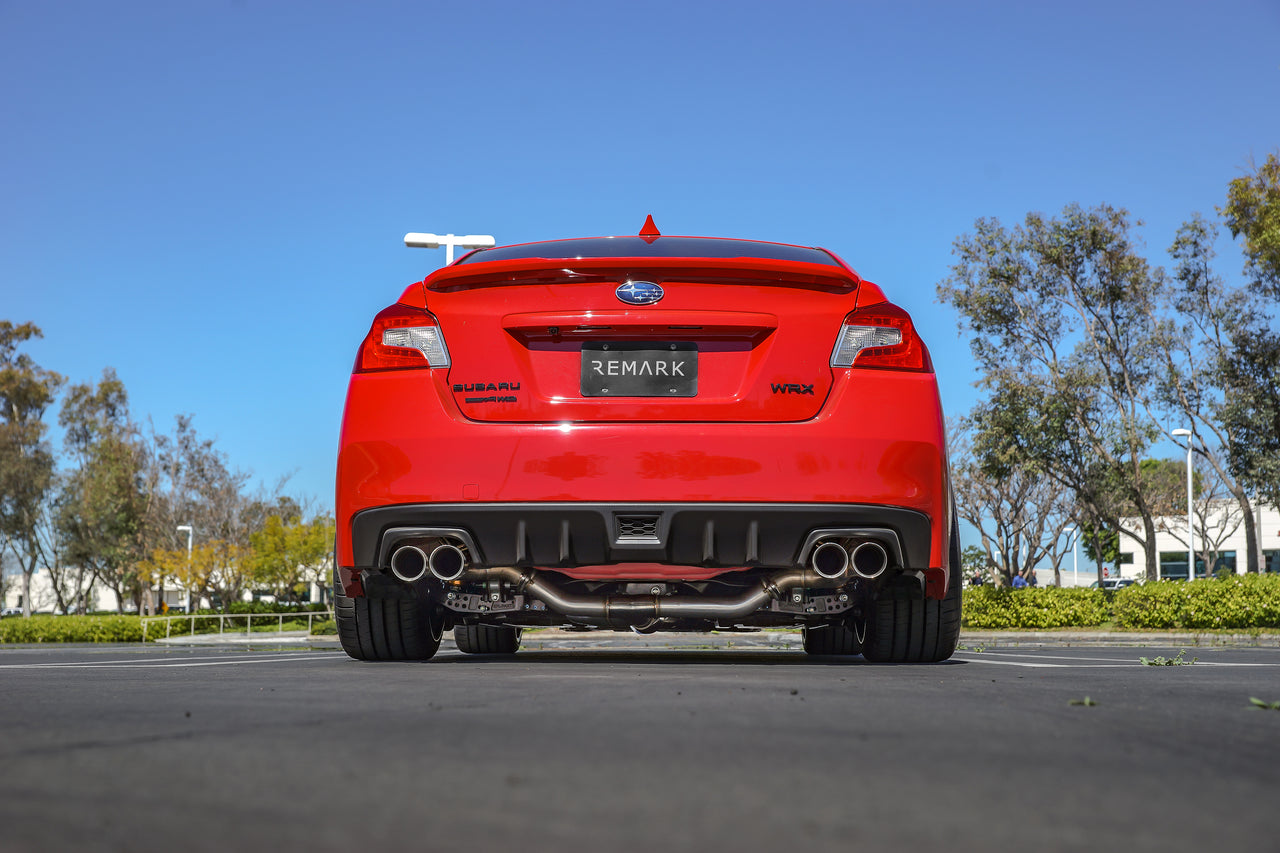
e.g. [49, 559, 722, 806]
[580, 342, 698, 397]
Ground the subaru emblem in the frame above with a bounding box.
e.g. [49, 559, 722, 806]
[616, 280, 664, 305]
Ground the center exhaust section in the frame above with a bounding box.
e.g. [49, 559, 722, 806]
[450, 565, 849, 622]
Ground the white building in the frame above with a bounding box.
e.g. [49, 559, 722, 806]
[1118, 502, 1280, 580]
[2, 567, 328, 615]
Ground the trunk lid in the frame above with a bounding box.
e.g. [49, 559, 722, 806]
[424, 256, 861, 424]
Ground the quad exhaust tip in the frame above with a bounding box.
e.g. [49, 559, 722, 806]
[390, 545, 429, 583]
[390, 541, 468, 583]
[850, 540, 889, 579]
[810, 541, 851, 579]
[428, 544, 467, 581]
[809, 539, 890, 581]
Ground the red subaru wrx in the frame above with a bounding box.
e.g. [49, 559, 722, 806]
[334, 220, 960, 662]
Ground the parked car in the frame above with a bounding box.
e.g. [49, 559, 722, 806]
[1, 607, 23, 618]
[1089, 578, 1137, 590]
[334, 220, 960, 662]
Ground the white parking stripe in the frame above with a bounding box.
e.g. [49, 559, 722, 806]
[953, 652, 1280, 669]
[0, 653, 338, 670]
[0, 652, 295, 667]
[957, 653, 1126, 666]
[963, 652, 1144, 663]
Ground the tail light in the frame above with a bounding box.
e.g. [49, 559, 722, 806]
[354, 303, 450, 373]
[830, 303, 932, 372]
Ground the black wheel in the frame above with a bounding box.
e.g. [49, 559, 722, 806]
[334, 571, 443, 661]
[802, 623, 862, 655]
[860, 514, 962, 663]
[453, 624, 522, 655]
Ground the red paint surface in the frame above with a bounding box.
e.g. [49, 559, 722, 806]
[336, 239, 951, 594]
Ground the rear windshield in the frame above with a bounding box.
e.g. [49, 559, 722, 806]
[458, 236, 841, 266]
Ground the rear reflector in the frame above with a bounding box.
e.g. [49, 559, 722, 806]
[830, 303, 931, 372]
[354, 303, 450, 372]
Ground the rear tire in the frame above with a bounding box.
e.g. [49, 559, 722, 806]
[860, 514, 962, 663]
[335, 572, 443, 661]
[802, 623, 862, 656]
[453, 624, 522, 655]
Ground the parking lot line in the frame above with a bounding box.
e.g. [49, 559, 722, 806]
[951, 656, 1074, 668]
[963, 652, 1147, 664]
[0, 652, 337, 670]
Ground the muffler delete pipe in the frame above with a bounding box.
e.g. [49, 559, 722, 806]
[811, 541, 851, 579]
[453, 566, 846, 622]
[428, 544, 467, 581]
[850, 541, 889, 579]
[389, 545, 429, 583]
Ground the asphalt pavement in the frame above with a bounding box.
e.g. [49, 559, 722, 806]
[2, 637, 1278, 853]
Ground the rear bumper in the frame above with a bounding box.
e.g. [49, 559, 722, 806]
[350, 501, 931, 575]
[336, 367, 950, 582]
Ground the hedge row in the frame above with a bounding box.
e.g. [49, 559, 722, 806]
[962, 587, 1112, 629]
[0, 614, 144, 643]
[1111, 574, 1280, 629]
[0, 606, 335, 644]
[963, 574, 1280, 630]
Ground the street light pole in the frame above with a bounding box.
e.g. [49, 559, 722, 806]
[177, 525, 194, 612]
[1172, 429, 1194, 581]
[404, 232, 497, 265]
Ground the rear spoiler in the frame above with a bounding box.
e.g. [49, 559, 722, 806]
[422, 256, 862, 292]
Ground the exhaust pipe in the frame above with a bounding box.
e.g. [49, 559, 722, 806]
[451, 566, 847, 623]
[810, 541, 851, 579]
[389, 545, 429, 583]
[850, 541, 889, 579]
[428, 544, 467, 581]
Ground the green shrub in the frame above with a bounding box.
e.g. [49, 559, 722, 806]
[962, 574, 1280, 630]
[1112, 574, 1280, 629]
[962, 587, 1111, 629]
[0, 614, 145, 643]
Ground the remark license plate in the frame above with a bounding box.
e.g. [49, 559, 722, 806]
[581, 343, 698, 397]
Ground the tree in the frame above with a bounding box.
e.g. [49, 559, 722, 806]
[0, 322, 65, 616]
[966, 365, 1134, 586]
[143, 415, 258, 610]
[1147, 214, 1267, 571]
[1223, 153, 1280, 298]
[57, 369, 147, 613]
[959, 545, 991, 585]
[139, 540, 235, 611]
[246, 513, 335, 602]
[938, 204, 1168, 581]
[1220, 153, 1280, 513]
[1079, 518, 1120, 567]
[950, 416, 1074, 586]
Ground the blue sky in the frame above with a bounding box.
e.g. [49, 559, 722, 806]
[3, 0, 1279, 539]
